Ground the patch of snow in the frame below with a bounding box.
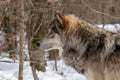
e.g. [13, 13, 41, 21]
[0, 59, 86, 80]
[96, 24, 120, 33]
[0, 57, 16, 63]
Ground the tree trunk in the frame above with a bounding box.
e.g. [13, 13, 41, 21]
[48, 49, 59, 71]
[28, 42, 39, 80]
[1, 0, 18, 62]
[18, 0, 24, 80]
[31, 64, 39, 80]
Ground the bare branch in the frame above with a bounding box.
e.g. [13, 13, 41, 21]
[29, 0, 35, 10]
[82, 0, 120, 19]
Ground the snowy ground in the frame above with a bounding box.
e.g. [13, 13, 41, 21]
[0, 58, 86, 80]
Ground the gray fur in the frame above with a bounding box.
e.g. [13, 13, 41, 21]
[43, 14, 120, 80]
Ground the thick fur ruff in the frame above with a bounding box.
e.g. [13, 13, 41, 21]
[48, 14, 120, 80]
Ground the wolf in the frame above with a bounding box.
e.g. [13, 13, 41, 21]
[41, 13, 120, 80]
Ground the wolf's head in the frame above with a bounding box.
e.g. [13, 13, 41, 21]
[40, 13, 80, 51]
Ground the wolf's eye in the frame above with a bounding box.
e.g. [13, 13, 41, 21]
[49, 31, 52, 35]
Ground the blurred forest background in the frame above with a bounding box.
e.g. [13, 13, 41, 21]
[0, 0, 120, 80]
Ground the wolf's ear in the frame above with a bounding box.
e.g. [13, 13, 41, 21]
[49, 12, 65, 35]
[55, 12, 64, 25]
[53, 12, 65, 34]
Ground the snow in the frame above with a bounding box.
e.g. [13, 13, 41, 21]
[97, 24, 120, 33]
[0, 58, 86, 80]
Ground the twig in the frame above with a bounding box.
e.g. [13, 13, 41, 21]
[82, 0, 120, 19]
[33, 13, 44, 36]
[29, 0, 35, 10]
[32, 14, 39, 33]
